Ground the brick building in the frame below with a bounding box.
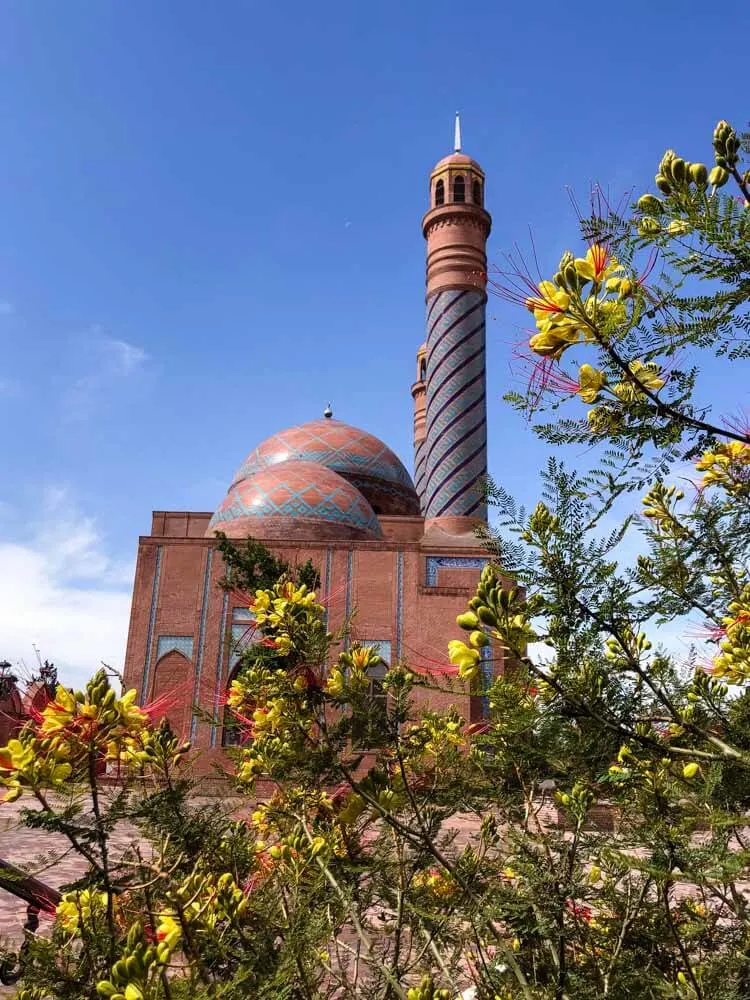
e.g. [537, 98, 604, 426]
[123, 121, 505, 766]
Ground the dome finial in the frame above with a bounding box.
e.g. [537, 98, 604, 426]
[454, 111, 462, 153]
[323, 402, 333, 419]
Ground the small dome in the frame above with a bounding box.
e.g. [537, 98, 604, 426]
[431, 152, 484, 174]
[230, 418, 420, 517]
[207, 461, 383, 541]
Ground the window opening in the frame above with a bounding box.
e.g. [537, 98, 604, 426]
[351, 640, 391, 748]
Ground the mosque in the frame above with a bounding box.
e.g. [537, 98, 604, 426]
[123, 119, 506, 763]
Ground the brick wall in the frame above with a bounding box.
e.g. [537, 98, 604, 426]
[123, 513, 507, 769]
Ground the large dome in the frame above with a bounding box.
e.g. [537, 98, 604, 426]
[206, 460, 383, 541]
[230, 418, 420, 517]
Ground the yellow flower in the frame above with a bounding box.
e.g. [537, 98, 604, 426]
[447, 640, 481, 681]
[577, 364, 606, 404]
[156, 914, 182, 950]
[349, 645, 381, 670]
[574, 245, 622, 285]
[529, 322, 581, 359]
[274, 634, 293, 656]
[56, 889, 109, 934]
[667, 219, 690, 236]
[696, 442, 750, 495]
[325, 667, 346, 698]
[632, 360, 665, 392]
[253, 591, 271, 611]
[606, 276, 635, 298]
[227, 678, 251, 711]
[525, 280, 570, 318]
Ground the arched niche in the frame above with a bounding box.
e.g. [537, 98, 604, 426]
[150, 649, 193, 742]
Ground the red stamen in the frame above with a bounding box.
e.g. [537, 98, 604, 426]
[722, 408, 750, 441]
[510, 346, 580, 407]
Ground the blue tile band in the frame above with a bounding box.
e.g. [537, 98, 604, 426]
[423, 289, 487, 520]
[141, 545, 163, 705]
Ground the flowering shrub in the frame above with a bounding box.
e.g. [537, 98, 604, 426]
[3, 118, 750, 999]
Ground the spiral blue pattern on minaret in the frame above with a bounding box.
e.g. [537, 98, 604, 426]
[422, 289, 487, 520]
[414, 438, 427, 514]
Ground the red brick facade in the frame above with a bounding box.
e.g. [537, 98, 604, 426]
[123, 511, 505, 771]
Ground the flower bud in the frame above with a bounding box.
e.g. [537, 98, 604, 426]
[564, 262, 579, 289]
[659, 150, 676, 178]
[709, 166, 729, 188]
[637, 193, 663, 214]
[689, 162, 708, 187]
[476, 606, 498, 627]
[713, 120, 739, 166]
[655, 174, 672, 194]
[639, 217, 661, 236]
[470, 630, 490, 648]
[682, 762, 700, 780]
[456, 611, 479, 631]
[671, 157, 687, 184]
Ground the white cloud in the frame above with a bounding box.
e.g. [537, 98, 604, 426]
[105, 338, 148, 377]
[0, 488, 133, 690]
[62, 332, 149, 420]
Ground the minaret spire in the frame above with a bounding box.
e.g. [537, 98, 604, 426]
[419, 123, 492, 532]
[453, 112, 462, 153]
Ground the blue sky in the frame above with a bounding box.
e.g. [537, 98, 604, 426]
[0, 0, 747, 683]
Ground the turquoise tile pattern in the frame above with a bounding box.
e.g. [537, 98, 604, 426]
[208, 461, 383, 539]
[231, 418, 417, 494]
[156, 635, 193, 660]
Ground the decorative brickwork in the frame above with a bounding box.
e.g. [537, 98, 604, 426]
[423, 289, 487, 521]
[414, 439, 427, 512]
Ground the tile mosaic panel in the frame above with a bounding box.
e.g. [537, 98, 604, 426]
[156, 635, 194, 661]
[425, 556, 488, 587]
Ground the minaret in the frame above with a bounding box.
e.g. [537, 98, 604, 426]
[411, 343, 427, 511]
[419, 115, 492, 532]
